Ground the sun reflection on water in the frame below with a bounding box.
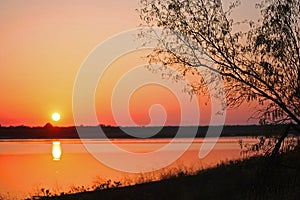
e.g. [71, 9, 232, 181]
[52, 141, 62, 161]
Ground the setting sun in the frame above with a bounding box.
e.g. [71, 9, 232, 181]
[52, 112, 61, 122]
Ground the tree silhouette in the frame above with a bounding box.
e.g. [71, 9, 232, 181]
[139, 0, 300, 154]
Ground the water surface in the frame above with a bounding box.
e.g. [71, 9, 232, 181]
[0, 137, 256, 198]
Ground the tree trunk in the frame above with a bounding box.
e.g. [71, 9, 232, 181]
[271, 123, 291, 157]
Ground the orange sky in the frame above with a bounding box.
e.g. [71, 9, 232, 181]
[0, 0, 260, 127]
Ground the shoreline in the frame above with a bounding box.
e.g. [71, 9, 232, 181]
[0, 124, 296, 140]
[40, 147, 300, 200]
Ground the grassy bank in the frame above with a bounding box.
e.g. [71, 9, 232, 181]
[41, 146, 300, 200]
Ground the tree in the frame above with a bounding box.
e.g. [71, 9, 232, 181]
[139, 0, 300, 154]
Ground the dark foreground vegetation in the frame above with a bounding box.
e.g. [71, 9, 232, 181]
[42, 146, 300, 200]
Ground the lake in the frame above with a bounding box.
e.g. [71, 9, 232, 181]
[0, 137, 257, 199]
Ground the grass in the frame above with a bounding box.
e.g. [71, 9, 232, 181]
[36, 145, 300, 200]
[26, 164, 199, 199]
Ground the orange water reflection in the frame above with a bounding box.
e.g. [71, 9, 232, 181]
[52, 141, 62, 161]
[0, 138, 257, 198]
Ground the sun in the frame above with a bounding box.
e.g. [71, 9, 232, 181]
[52, 112, 61, 122]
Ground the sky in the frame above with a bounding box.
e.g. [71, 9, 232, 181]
[0, 0, 261, 127]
